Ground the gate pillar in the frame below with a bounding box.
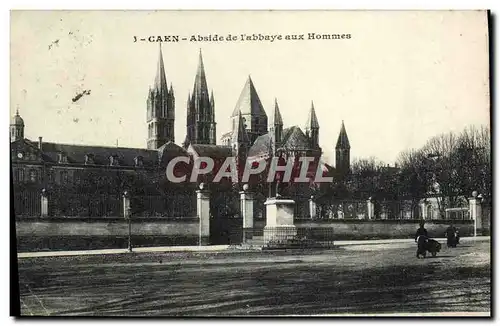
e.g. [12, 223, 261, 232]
[240, 184, 254, 242]
[197, 183, 210, 245]
[309, 196, 317, 220]
[41, 188, 48, 217]
[469, 191, 482, 237]
[367, 197, 374, 220]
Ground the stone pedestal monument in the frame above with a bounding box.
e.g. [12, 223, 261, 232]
[263, 197, 297, 243]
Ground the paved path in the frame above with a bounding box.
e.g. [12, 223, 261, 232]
[17, 236, 490, 258]
[17, 237, 490, 316]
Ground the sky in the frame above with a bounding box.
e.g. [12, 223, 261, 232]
[10, 10, 490, 165]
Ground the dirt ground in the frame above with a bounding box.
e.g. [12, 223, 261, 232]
[16, 237, 490, 316]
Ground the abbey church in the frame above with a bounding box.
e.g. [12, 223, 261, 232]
[10, 45, 351, 218]
[142, 45, 351, 176]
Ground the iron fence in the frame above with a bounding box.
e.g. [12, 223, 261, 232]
[13, 190, 41, 217]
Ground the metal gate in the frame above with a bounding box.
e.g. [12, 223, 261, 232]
[209, 187, 241, 245]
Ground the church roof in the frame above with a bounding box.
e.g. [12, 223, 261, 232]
[25, 140, 159, 167]
[188, 144, 232, 159]
[231, 76, 267, 118]
[305, 101, 319, 130]
[336, 121, 350, 149]
[247, 133, 272, 158]
[247, 126, 311, 158]
[157, 141, 189, 164]
[281, 126, 310, 151]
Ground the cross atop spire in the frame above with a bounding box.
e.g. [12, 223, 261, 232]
[153, 43, 168, 93]
[336, 120, 350, 149]
[305, 100, 319, 130]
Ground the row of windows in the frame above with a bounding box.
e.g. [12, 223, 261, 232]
[14, 169, 38, 183]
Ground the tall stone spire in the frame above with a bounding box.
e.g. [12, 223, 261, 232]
[270, 98, 283, 151]
[271, 98, 283, 126]
[336, 120, 350, 149]
[185, 50, 216, 145]
[305, 101, 320, 148]
[232, 111, 250, 169]
[335, 120, 351, 174]
[192, 49, 209, 102]
[153, 43, 168, 94]
[146, 43, 175, 149]
[305, 101, 319, 130]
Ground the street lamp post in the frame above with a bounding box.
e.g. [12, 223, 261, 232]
[123, 190, 132, 253]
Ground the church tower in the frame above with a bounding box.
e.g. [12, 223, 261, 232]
[183, 50, 216, 147]
[305, 101, 320, 149]
[269, 98, 283, 154]
[10, 109, 24, 142]
[146, 43, 175, 149]
[335, 121, 351, 174]
[231, 76, 268, 144]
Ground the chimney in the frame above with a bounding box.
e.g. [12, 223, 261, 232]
[38, 137, 43, 150]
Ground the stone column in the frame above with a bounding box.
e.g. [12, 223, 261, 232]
[263, 198, 297, 243]
[240, 184, 254, 242]
[40, 189, 48, 217]
[469, 191, 482, 237]
[196, 183, 210, 245]
[420, 200, 428, 220]
[309, 196, 317, 220]
[366, 197, 374, 220]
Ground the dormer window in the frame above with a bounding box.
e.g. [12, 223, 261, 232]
[134, 156, 144, 167]
[85, 154, 94, 165]
[58, 152, 68, 164]
[109, 155, 119, 166]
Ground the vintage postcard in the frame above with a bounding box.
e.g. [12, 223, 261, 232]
[10, 10, 491, 317]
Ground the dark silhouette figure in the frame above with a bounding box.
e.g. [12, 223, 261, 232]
[445, 224, 459, 248]
[415, 222, 428, 258]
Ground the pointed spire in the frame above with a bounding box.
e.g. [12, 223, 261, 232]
[232, 76, 267, 117]
[192, 49, 208, 98]
[169, 83, 174, 94]
[305, 100, 319, 130]
[232, 111, 250, 144]
[272, 98, 283, 126]
[153, 43, 168, 93]
[336, 120, 350, 149]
